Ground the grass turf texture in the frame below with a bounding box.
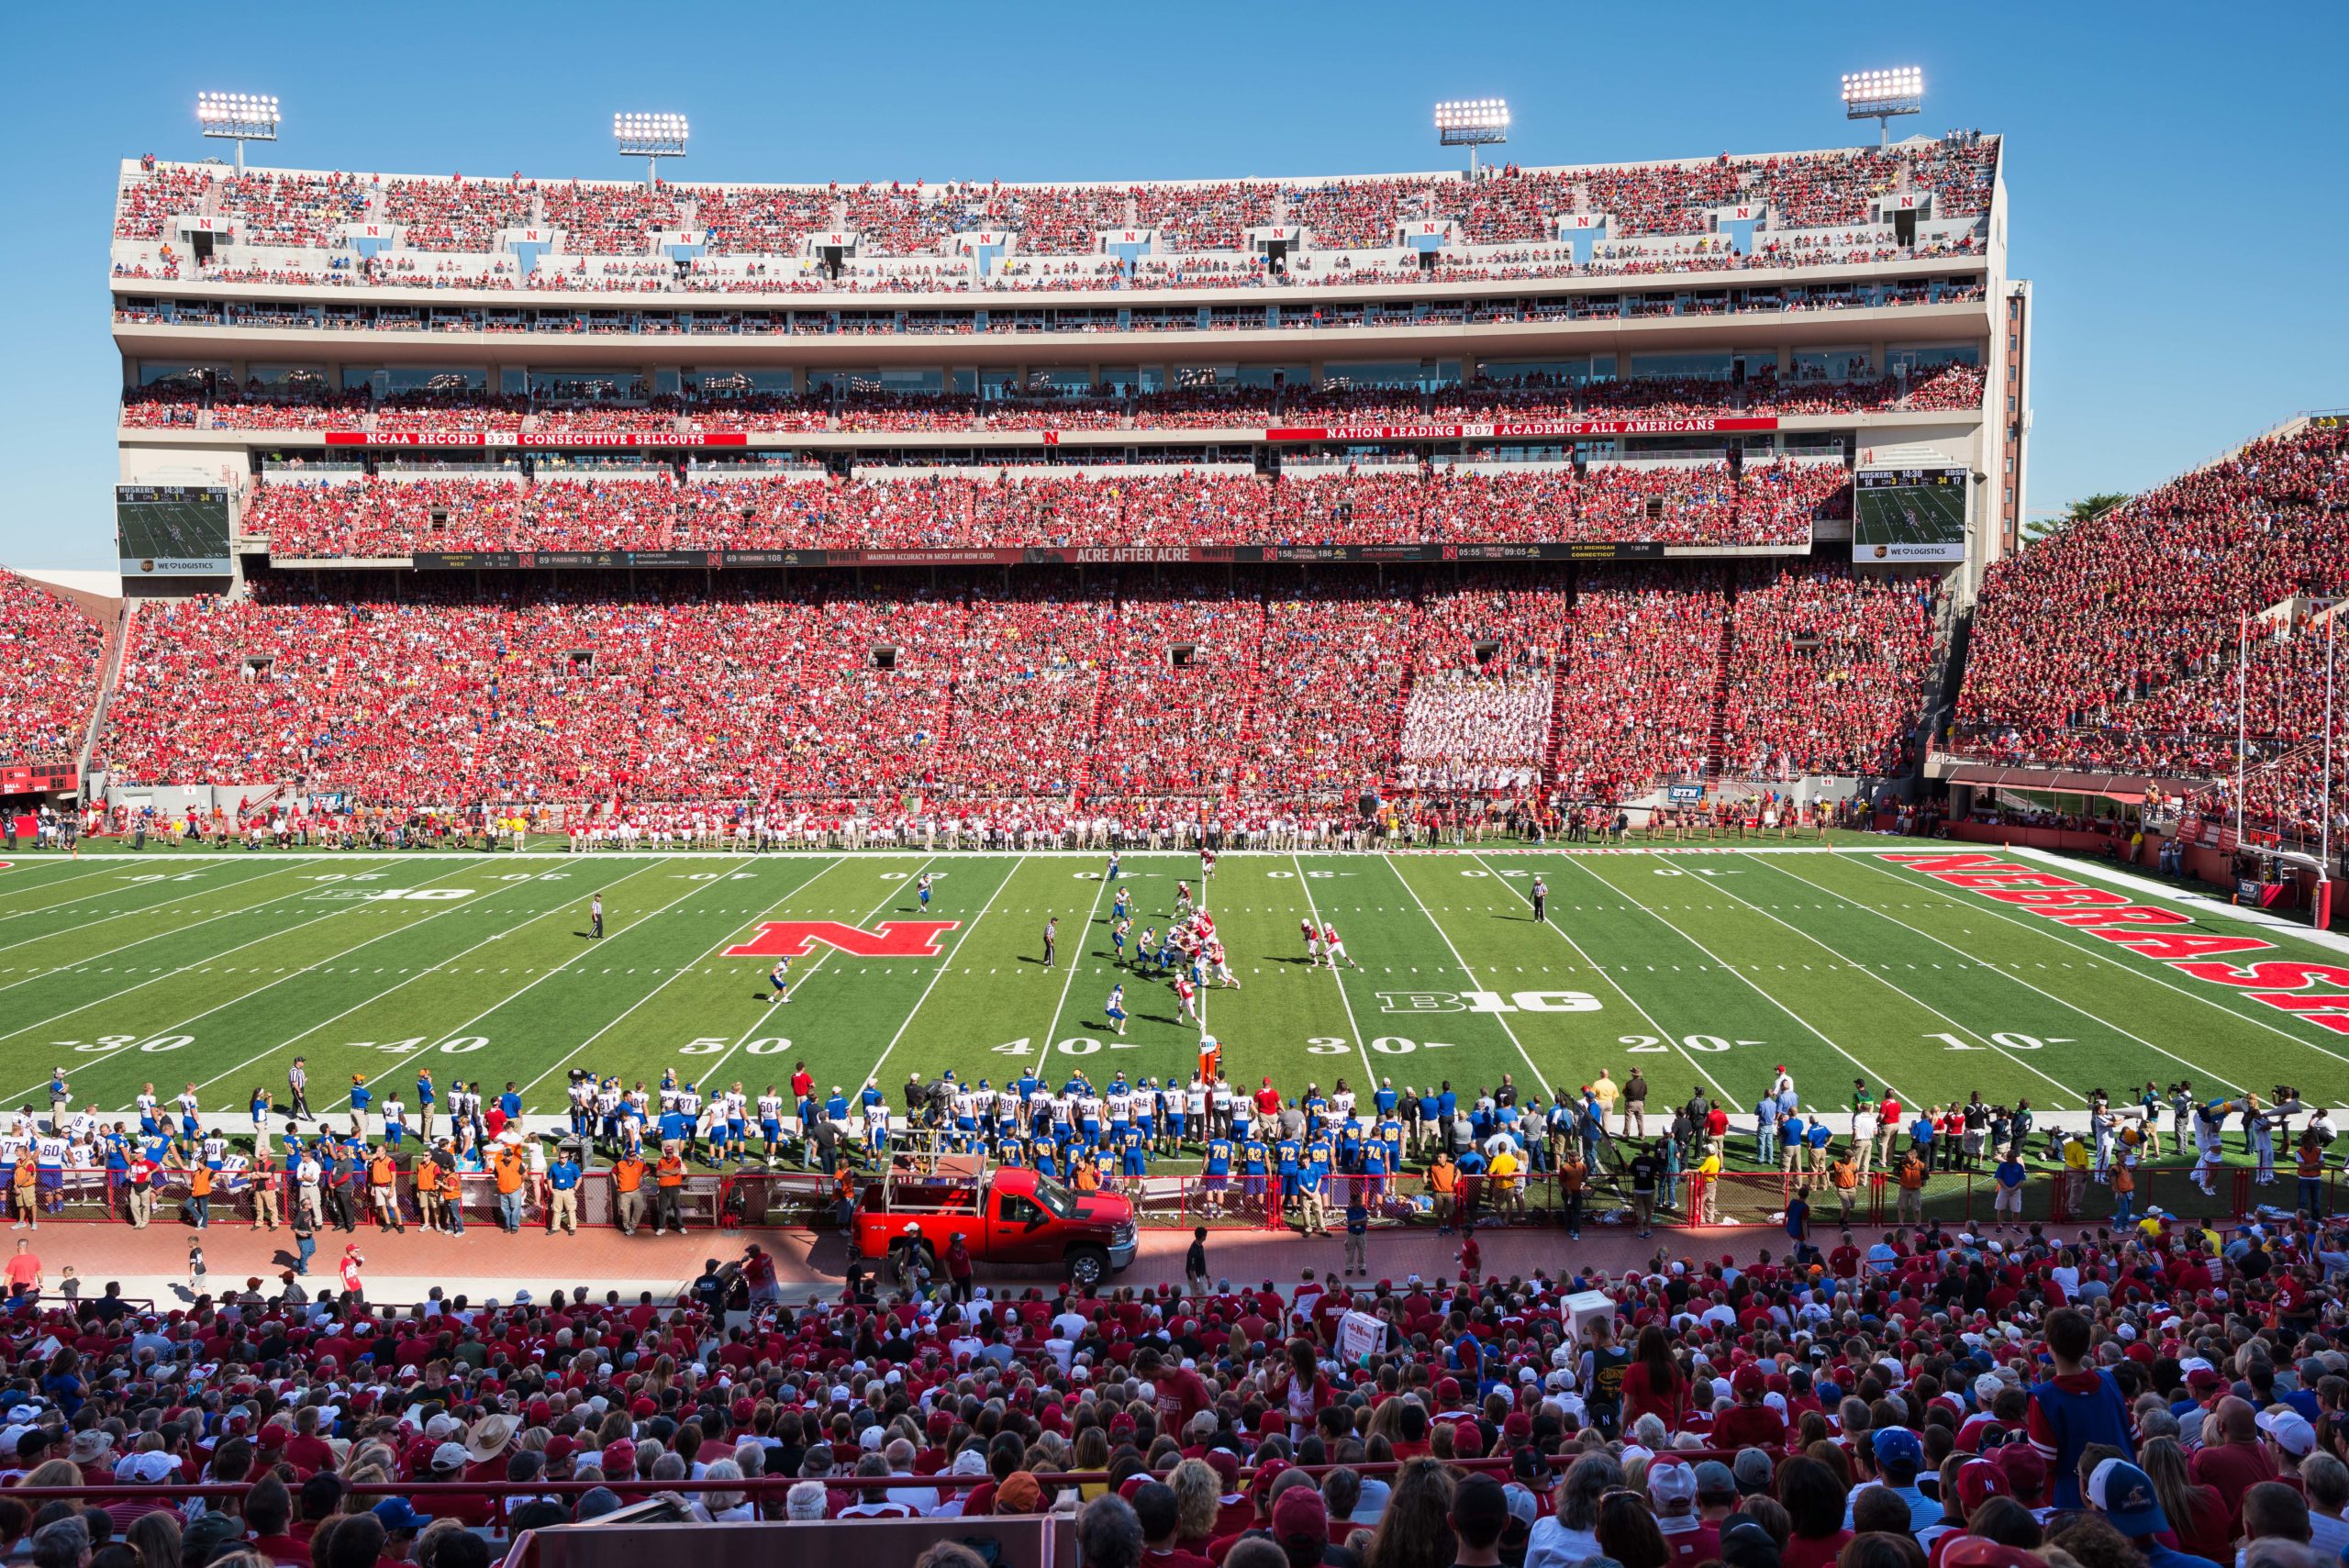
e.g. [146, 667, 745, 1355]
[1, 844, 2344, 1180]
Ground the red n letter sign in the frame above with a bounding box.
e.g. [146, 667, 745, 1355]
[723, 920, 960, 959]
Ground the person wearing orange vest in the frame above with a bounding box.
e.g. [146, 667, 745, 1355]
[491, 1145, 527, 1233]
[612, 1152, 648, 1237]
[186, 1162, 214, 1229]
[653, 1144, 686, 1235]
[368, 1148, 403, 1233]
[414, 1149, 444, 1233]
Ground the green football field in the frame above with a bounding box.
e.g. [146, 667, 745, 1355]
[0, 842, 2344, 1148]
[1854, 484, 1968, 548]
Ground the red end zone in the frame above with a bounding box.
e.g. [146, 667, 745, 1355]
[1883, 853, 2349, 1036]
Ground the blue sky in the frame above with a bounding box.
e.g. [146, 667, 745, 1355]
[3, 0, 2343, 568]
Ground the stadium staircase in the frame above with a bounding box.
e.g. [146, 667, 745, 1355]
[1698, 563, 1739, 780]
[1913, 570, 1974, 785]
[77, 601, 134, 790]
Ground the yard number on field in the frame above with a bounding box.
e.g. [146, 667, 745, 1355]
[1926, 1031, 2069, 1051]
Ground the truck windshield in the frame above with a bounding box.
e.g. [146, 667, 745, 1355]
[1028, 1175, 1078, 1219]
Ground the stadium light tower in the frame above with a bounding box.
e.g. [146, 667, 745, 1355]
[195, 92, 280, 175]
[1434, 98, 1510, 176]
[1842, 68, 1924, 146]
[614, 112, 689, 187]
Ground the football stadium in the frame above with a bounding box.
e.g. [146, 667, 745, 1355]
[1, 28, 2345, 1563]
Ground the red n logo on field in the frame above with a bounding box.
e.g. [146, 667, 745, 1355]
[723, 920, 960, 959]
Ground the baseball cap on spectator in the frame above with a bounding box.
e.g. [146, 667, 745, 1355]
[2087, 1459, 2167, 1536]
[2258, 1410, 2317, 1457]
[1732, 1447, 1776, 1496]
[1273, 1485, 1330, 1545]
[373, 1499, 433, 1532]
[1206, 1450, 1241, 1487]
[1722, 1519, 1783, 1568]
[1693, 1461, 1738, 1504]
[1955, 1459, 2010, 1515]
[1940, 1544, 2048, 1568]
[575, 1488, 624, 1522]
[1979, 1441, 2032, 1503]
[429, 1442, 470, 1473]
[184, 1516, 241, 1562]
[1731, 1365, 1766, 1398]
[1872, 1427, 1924, 1469]
[1648, 1462, 1698, 1512]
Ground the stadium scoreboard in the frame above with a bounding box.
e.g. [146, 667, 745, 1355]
[116, 485, 232, 576]
[1852, 465, 1969, 563]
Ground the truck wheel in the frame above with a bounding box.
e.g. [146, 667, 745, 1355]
[1065, 1245, 1110, 1288]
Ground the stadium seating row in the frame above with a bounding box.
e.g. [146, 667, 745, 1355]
[120, 364, 1987, 435]
[92, 564, 1933, 809]
[117, 139, 1998, 253]
[115, 229, 1993, 295]
[239, 466, 1854, 557]
[1953, 421, 2349, 841]
[0, 573, 107, 766]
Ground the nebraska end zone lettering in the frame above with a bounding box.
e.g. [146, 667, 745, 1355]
[1882, 853, 2349, 1036]
[722, 919, 960, 959]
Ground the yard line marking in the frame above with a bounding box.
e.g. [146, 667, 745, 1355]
[1293, 855, 1379, 1085]
[0, 864, 249, 927]
[1374, 857, 1554, 1092]
[0, 858, 500, 1098]
[0, 860, 306, 954]
[701, 856, 943, 1092]
[516, 858, 845, 1098]
[1759, 854, 2246, 1095]
[1852, 852, 2347, 1073]
[1041, 864, 1116, 1052]
[0, 862, 326, 978]
[1560, 853, 1912, 1104]
[865, 856, 1026, 1088]
[1686, 857, 2079, 1105]
[182, 861, 687, 1104]
[1467, 851, 1735, 1105]
[0, 860, 139, 901]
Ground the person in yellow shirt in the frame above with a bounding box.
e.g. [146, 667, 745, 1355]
[1693, 1149, 1722, 1224]
[1487, 1147, 1521, 1215]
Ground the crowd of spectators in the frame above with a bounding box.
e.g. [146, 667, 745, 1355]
[1954, 423, 2349, 809]
[1550, 566, 1733, 798]
[1719, 564, 1939, 781]
[116, 139, 1998, 265]
[931, 588, 1107, 802]
[6, 1133, 2346, 1568]
[1089, 585, 1264, 802]
[95, 555, 1940, 810]
[0, 572, 106, 766]
[246, 467, 1854, 556]
[1247, 583, 1419, 800]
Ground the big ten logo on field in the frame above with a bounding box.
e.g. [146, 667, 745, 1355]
[723, 919, 960, 959]
[1375, 990, 1602, 1015]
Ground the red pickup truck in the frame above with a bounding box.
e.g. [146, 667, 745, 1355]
[852, 1160, 1140, 1288]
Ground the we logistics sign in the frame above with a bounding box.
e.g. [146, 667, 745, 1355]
[1883, 853, 2349, 1036]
